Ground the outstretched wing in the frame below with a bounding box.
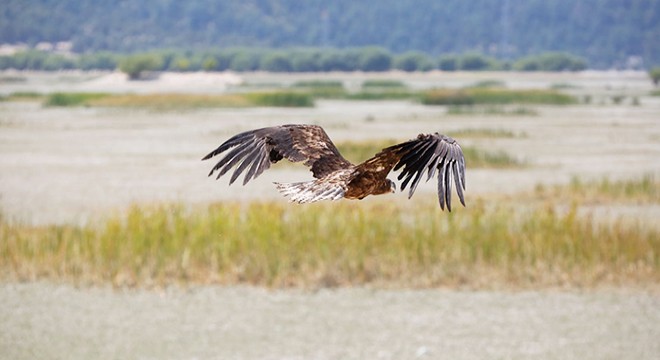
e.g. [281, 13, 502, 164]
[358, 133, 466, 211]
[202, 124, 353, 185]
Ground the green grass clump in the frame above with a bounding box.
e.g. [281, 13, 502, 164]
[446, 105, 538, 116]
[90, 93, 251, 109]
[45, 92, 112, 106]
[45, 91, 314, 109]
[2, 198, 657, 288]
[420, 89, 475, 105]
[464, 80, 506, 88]
[291, 80, 346, 98]
[245, 91, 315, 107]
[421, 88, 576, 105]
[345, 90, 415, 100]
[292, 80, 344, 88]
[362, 79, 406, 89]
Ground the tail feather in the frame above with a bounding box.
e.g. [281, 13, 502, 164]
[274, 180, 345, 204]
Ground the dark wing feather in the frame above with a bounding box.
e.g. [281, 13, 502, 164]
[203, 124, 353, 185]
[358, 133, 466, 211]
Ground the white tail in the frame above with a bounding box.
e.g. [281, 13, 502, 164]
[274, 180, 345, 204]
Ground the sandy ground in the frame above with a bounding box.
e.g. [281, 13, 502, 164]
[1, 283, 659, 360]
[1, 71, 659, 359]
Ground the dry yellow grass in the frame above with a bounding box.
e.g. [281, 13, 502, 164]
[2, 178, 658, 289]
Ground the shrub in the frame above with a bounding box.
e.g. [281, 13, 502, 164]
[394, 51, 434, 72]
[260, 53, 293, 72]
[247, 91, 314, 107]
[513, 52, 587, 71]
[459, 53, 500, 71]
[362, 79, 406, 88]
[438, 54, 459, 71]
[358, 47, 393, 72]
[649, 67, 660, 86]
[45, 92, 111, 106]
[118, 54, 163, 80]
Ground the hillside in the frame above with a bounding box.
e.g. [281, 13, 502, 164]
[1, 0, 659, 68]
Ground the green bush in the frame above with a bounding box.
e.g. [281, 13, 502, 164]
[78, 52, 118, 70]
[358, 47, 393, 72]
[45, 92, 111, 106]
[118, 54, 163, 80]
[361, 79, 406, 88]
[649, 67, 660, 86]
[459, 53, 499, 71]
[260, 52, 293, 72]
[247, 91, 314, 107]
[513, 52, 587, 71]
[438, 54, 459, 71]
[394, 51, 434, 72]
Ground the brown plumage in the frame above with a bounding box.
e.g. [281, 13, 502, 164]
[202, 124, 466, 210]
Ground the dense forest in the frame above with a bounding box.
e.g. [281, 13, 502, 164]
[1, 0, 659, 69]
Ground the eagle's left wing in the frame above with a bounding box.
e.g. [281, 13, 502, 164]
[359, 133, 466, 211]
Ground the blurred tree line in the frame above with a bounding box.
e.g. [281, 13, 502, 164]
[1, 0, 658, 69]
[0, 48, 587, 74]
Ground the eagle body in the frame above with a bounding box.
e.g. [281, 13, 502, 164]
[203, 124, 466, 210]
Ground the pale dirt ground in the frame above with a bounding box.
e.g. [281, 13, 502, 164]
[1, 282, 659, 360]
[1, 71, 659, 359]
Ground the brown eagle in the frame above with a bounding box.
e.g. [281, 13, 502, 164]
[202, 124, 466, 210]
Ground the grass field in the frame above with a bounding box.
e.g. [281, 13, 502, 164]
[2, 178, 657, 289]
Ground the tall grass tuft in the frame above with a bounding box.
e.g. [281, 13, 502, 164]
[45, 92, 112, 106]
[245, 91, 314, 107]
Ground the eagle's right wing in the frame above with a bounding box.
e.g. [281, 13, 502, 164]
[202, 124, 353, 185]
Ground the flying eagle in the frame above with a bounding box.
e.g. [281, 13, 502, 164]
[202, 124, 466, 210]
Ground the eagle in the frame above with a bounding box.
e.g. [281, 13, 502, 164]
[202, 124, 466, 211]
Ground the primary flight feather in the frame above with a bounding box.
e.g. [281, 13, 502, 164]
[202, 124, 466, 210]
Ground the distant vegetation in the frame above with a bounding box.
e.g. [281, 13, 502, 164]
[650, 67, 660, 87]
[420, 88, 576, 106]
[44, 91, 314, 109]
[1, 0, 657, 68]
[0, 48, 588, 74]
[40, 85, 576, 109]
[2, 177, 657, 288]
